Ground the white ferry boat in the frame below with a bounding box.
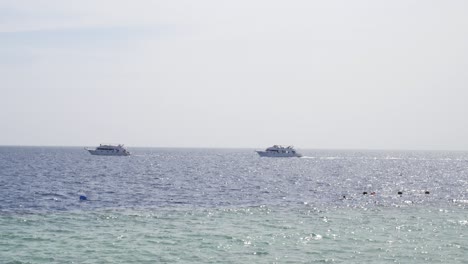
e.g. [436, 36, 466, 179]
[85, 144, 130, 156]
[256, 145, 302, 157]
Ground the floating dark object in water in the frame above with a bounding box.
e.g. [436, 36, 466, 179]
[79, 195, 87, 201]
[370, 192, 376, 195]
[424, 191, 430, 194]
[363, 192, 368, 195]
[397, 191, 403, 195]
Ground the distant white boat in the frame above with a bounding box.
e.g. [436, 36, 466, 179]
[256, 145, 302, 157]
[85, 144, 130, 156]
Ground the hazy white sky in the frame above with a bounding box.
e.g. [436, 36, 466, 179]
[1, 0, 468, 149]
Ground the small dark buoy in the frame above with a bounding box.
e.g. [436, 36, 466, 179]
[342, 195, 346, 199]
[363, 192, 368, 195]
[397, 191, 403, 195]
[79, 195, 87, 201]
[425, 191, 430, 194]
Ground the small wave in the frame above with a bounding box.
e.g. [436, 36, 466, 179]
[37, 192, 67, 198]
[384, 157, 403, 160]
[320, 157, 345, 160]
[452, 199, 468, 204]
[301, 156, 344, 160]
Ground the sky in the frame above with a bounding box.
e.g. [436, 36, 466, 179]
[1, 0, 468, 150]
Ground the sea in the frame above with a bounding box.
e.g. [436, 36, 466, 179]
[0, 147, 466, 263]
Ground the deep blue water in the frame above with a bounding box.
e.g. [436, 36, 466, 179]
[1, 147, 467, 212]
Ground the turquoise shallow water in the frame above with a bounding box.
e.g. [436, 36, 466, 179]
[0, 147, 467, 263]
[1, 206, 466, 263]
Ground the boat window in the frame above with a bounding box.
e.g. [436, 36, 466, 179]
[97, 147, 114, 151]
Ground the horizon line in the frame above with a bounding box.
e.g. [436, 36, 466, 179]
[0, 144, 467, 152]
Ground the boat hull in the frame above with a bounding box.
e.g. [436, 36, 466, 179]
[256, 151, 302, 158]
[86, 149, 130, 156]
